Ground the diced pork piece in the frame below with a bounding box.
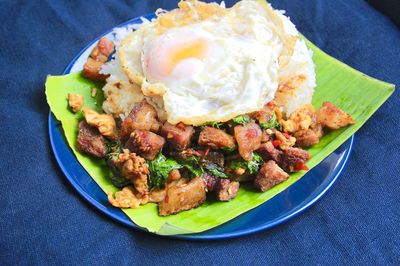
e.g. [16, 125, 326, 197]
[294, 123, 323, 147]
[204, 151, 225, 167]
[83, 37, 115, 81]
[202, 172, 218, 192]
[316, 102, 355, 130]
[160, 122, 195, 151]
[120, 100, 162, 139]
[124, 130, 165, 160]
[76, 121, 107, 158]
[108, 150, 149, 195]
[158, 177, 206, 216]
[83, 58, 109, 81]
[215, 179, 240, 201]
[254, 160, 289, 192]
[198, 127, 236, 150]
[90, 37, 115, 62]
[234, 122, 262, 161]
[257, 141, 282, 163]
[280, 147, 310, 172]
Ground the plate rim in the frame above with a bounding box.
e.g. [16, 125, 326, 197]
[48, 14, 355, 240]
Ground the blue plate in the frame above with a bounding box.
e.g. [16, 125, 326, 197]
[48, 14, 354, 240]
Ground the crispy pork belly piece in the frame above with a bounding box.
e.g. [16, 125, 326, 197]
[68, 93, 84, 113]
[160, 122, 195, 151]
[254, 160, 289, 192]
[280, 147, 310, 173]
[120, 100, 162, 139]
[107, 186, 148, 208]
[316, 102, 355, 129]
[83, 37, 114, 81]
[215, 179, 239, 201]
[257, 141, 282, 163]
[83, 108, 117, 140]
[90, 37, 115, 62]
[294, 123, 323, 147]
[234, 122, 262, 161]
[109, 150, 149, 195]
[124, 130, 165, 160]
[158, 177, 206, 216]
[198, 127, 236, 150]
[83, 58, 109, 81]
[76, 121, 107, 158]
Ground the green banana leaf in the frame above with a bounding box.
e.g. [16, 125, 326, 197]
[45, 39, 394, 235]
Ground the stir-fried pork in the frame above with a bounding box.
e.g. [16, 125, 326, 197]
[254, 160, 289, 192]
[76, 121, 107, 158]
[215, 179, 239, 201]
[120, 100, 162, 139]
[234, 122, 262, 161]
[198, 127, 236, 150]
[158, 177, 206, 216]
[124, 130, 165, 160]
[160, 122, 195, 151]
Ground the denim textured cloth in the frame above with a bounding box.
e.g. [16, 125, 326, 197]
[0, 1, 399, 265]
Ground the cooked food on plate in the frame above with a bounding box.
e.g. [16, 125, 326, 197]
[66, 0, 355, 216]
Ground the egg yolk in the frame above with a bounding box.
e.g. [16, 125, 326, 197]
[166, 40, 208, 75]
[145, 37, 209, 82]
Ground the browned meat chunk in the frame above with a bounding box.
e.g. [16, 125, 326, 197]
[124, 130, 165, 160]
[90, 37, 115, 62]
[202, 173, 218, 192]
[120, 100, 162, 139]
[198, 127, 236, 150]
[234, 122, 262, 161]
[204, 151, 225, 167]
[158, 177, 206, 216]
[83, 58, 109, 81]
[108, 151, 149, 195]
[76, 121, 107, 158]
[316, 102, 355, 130]
[294, 123, 323, 147]
[160, 122, 195, 151]
[215, 179, 239, 201]
[82, 37, 115, 81]
[254, 160, 289, 192]
[280, 147, 310, 172]
[257, 141, 282, 163]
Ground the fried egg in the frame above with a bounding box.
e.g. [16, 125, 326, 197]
[103, 0, 316, 124]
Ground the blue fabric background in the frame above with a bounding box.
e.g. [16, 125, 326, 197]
[0, 0, 399, 265]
